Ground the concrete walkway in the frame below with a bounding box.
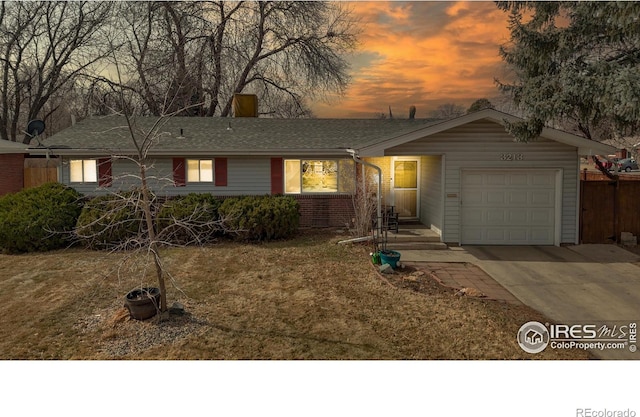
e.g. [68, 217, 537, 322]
[401, 244, 640, 360]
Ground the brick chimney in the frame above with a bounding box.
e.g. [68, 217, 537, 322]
[232, 94, 258, 117]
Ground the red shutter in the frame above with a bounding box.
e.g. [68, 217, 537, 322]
[215, 158, 227, 186]
[271, 157, 283, 195]
[97, 158, 112, 187]
[173, 158, 186, 187]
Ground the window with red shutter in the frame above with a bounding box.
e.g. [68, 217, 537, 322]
[271, 157, 283, 195]
[173, 158, 186, 187]
[215, 158, 227, 186]
[97, 158, 112, 187]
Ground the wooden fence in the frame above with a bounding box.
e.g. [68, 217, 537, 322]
[580, 171, 640, 243]
[23, 158, 59, 189]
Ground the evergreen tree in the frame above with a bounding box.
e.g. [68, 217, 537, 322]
[496, 1, 640, 142]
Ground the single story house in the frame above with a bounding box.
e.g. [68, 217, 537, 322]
[4, 108, 617, 246]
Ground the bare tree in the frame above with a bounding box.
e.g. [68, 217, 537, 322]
[348, 167, 378, 238]
[74, 43, 242, 315]
[0, 1, 113, 143]
[107, 1, 358, 118]
[429, 103, 466, 120]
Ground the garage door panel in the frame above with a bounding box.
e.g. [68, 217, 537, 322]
[531, 173, 555, 186]
[486, 210, 505, 224]
[462, 173, 483, 186]
[463, 209, 484, 224]
[461, 228, 483, 242]
[464, 190, 484, 204]
[486, 229, 507, 241]
[508, 174, 528, 186]
[530, 209, 554, 225]
[507, 229, 528, 241]
[461, 170, 557, 245]
[508, 191, 528, 205]
[531, 228, 554, 242]
[487, 174, 507, 185]
[486, 191, 505, 204]
[530, 191, 554, 206]
[507, 209, 528, 224]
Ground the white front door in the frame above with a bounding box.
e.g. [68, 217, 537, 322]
[460, 170, 558, 245]
[392, 157, 419, 218]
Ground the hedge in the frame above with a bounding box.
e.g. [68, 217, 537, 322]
[0, 183, 83, 253]
[218, 195, 299, 241]
[75, 192, 144, 250]
[157, 193, 222, 244]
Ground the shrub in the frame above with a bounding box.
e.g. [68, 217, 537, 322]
[157, 193, 222, 245]
[218, 195, 299, 241]
[75, 192, 144, 250]
[0, 183, 83, 253]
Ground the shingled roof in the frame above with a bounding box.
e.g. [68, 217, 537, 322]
[33, 115, 440, 156]
[28, 109, 616, 157]
[0, 139, 29, 154]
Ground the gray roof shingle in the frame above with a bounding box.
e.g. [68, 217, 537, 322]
[35, 115, 440, 156]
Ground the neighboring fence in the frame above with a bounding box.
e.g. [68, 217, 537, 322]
[23, 158, 59, 189]
[580, 170, 640, 243]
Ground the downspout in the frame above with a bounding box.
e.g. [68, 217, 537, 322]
[346, 149, 382, 244]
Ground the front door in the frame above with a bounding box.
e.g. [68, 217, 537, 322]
[392, 158, 419, 218]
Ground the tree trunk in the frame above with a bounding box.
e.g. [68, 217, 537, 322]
[139, 161, 167, 312]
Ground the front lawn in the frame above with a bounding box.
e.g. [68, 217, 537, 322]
[0, 230, 589, 359]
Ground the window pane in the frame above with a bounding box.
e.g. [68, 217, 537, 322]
[200, 160, 213, 182]
[70, 160, 83, 182]
[187, 159, 200, 182]
[285, 160, 301, 193]
[338, 159, 355, 194]
[83, 160, 97, 182]
[394, 161, 417, 188]
[302, 160, 338, 193]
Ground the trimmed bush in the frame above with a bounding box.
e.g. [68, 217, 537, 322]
[0, 183, 83, 253]
[218, 195, 299, 241]
[157, 193, 222, 244]
[75, 192, 144, 250]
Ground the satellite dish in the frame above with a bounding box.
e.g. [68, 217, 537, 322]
[27, 119, 46, 137]
[25, 119, 46, 146]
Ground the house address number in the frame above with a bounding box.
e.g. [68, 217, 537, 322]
[500, 153, 524, 161]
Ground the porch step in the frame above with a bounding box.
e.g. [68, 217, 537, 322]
[384, 227, 441, 243]
[398, 218, 422, 226]
[386, 242, 449, 251]
[381, 225, 447, 250]
[384, 234, 441, 243]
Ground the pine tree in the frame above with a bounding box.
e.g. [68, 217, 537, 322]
[496, 1, 640, 142]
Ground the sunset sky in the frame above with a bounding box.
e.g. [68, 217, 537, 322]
[312, 1, 513, 119]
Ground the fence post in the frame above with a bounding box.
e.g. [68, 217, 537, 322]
[613, 178, 620, 243]
[579, 176, 584, 243]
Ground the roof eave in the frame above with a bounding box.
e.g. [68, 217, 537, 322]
[26, 147, 353, 158]
[357, 108, 619, 156]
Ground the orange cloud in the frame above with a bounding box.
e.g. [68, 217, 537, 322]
[312, 1, 513, 118]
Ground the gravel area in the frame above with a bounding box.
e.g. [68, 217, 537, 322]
[74, 301, 209, 358]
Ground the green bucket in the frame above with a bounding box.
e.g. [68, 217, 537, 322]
[379, 250, 401, 269]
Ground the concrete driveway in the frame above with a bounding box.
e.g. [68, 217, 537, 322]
[401, 244, 640, 359]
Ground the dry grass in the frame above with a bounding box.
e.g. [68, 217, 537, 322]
[0, 230, 590, 359]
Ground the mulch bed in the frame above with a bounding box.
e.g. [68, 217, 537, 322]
[373, 264, 456, 297]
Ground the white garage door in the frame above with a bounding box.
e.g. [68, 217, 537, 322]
[461, 170, 557, 245]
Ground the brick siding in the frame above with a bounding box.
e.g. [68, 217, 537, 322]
[0, 154, 25, 196]
[294, 194, 354, 228]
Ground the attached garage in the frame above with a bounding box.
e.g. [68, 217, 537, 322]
[460, 170, 558, 245]
[359, 109, 619, 246]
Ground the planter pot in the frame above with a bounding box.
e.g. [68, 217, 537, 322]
[379, 250, 401, 269]
[124, 287, 161, 320]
